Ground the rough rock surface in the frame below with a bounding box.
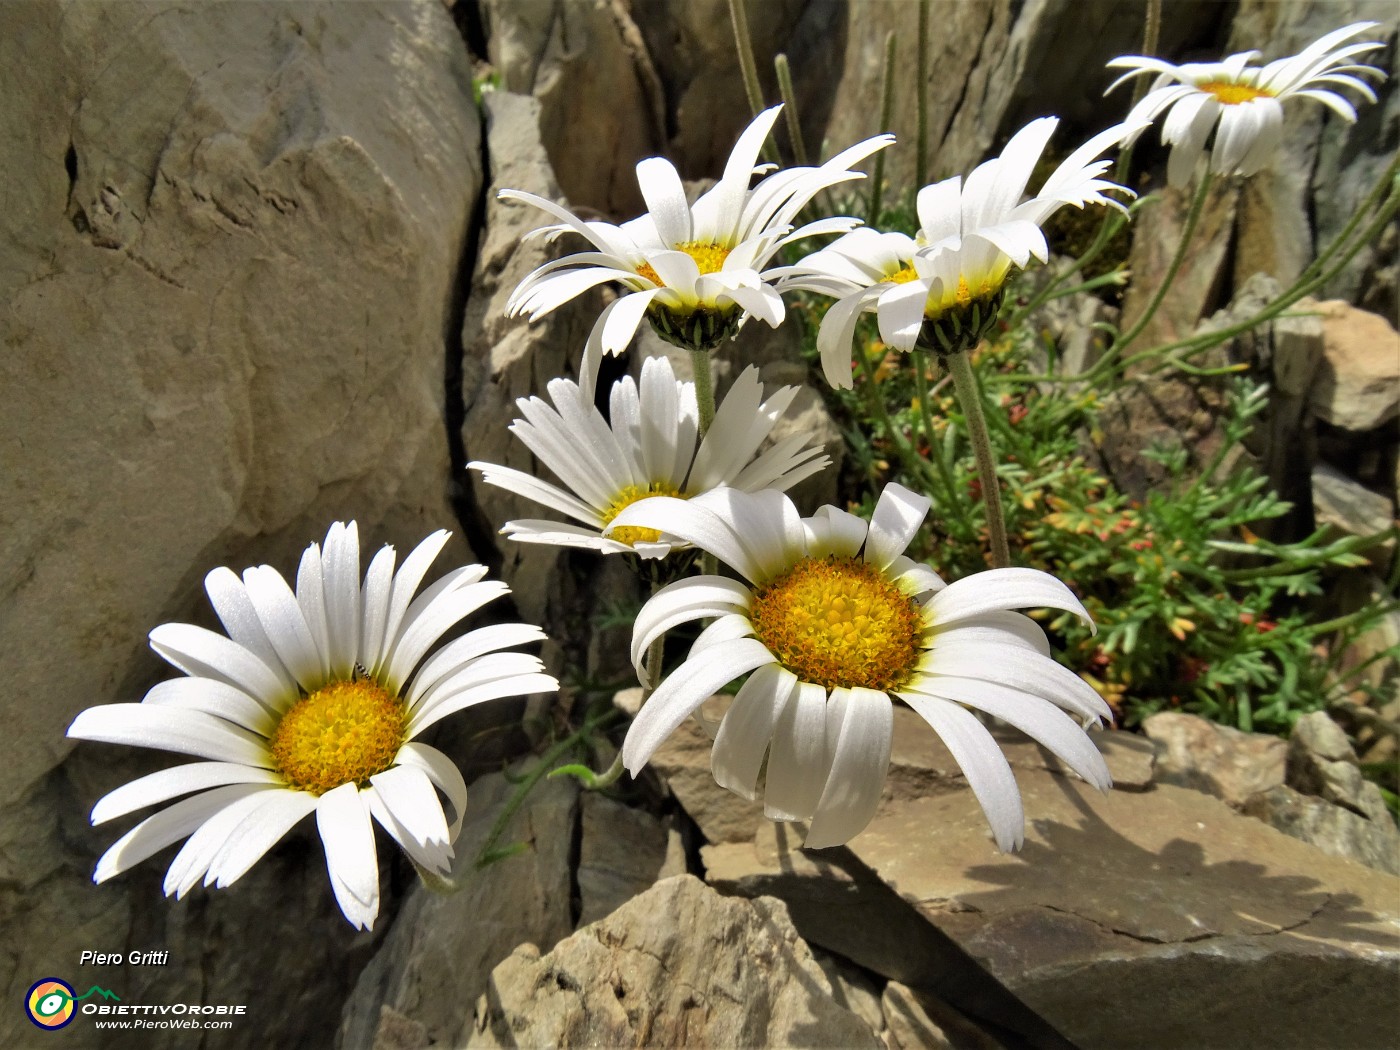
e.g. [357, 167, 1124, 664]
[576, 793, 686, 925]
[1142, 711, 1287, 807]
[465, 875, 883, 1048]
[1243, 785, 1400, 878]
[482, 0, 663, 216]
[847, 772, 1400, 1050]
[459, 90, 598, 622]
[1312, 463, 1396, 572]
[338, 764, 579, 1050]
[2, 4, 480, 1047]
[1310, 299, 1400, 432]
[882, 981, 1007, 1050]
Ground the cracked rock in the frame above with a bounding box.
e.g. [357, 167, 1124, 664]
[465, 874, 882, 1048]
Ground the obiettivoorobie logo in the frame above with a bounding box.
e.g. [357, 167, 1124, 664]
[25, 979, 119, 1031]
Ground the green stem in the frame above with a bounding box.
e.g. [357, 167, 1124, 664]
[690, 348, 716, 437]
[868, 30, 897, 225]
[915, 0, 929, 189]
[910, 351, 966, 523]
[1107, 169, 1214, 361]
[690, 347, 720, 577]
[466, 708, 624, 873]
[727, 0, 778, 165]
[774, 54, 808, 167]
[946, 350, 1011, 568]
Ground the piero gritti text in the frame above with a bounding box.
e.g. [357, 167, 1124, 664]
[80, 949, 170, 966]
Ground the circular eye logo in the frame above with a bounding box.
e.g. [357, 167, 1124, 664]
[26, 978, 76, 1030]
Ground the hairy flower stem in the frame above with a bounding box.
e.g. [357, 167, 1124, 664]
[915, 0, 930, 189]
[946, 350, 1011, 568]
[727, 0, 777, 166]
[774, 54, 808, 166]
[690, 348, 720, 578]
[868, 30, 897, 224]
[909, 352, 967, 527]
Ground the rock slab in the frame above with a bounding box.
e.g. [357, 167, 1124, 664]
[466, 875, 882, 1048]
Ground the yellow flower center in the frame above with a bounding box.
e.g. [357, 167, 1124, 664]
[749, 555, 925, 692]
[270, 678, 405, 795]
[887, 264, 920, 284]
[602, 482, 684, 546]
[1198, 80, 1273, 105]
[636, 241, 733, 286]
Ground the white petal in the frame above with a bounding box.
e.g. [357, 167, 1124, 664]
[636, 156, 692, 246]
[205, 788, 318, 888]
[395, 742, 469, 842]
[92, 762, 281, 826]
[631, 576, 753, 675]
[142, 677, 277, 735]
[406, 623, 547, 705]
[241, 565, 325, 692]
[383, 576, 505, 692]
[609, 496, 763, 584]
[317, 782, 380, 930]
[68, 704, 272, 767]
[369, 764, 451, 846]
[203, 567, 296, 694]
[864, 483, 930, 570]
[804, 687, 893, 848]
[929, 567, 1094, 631]
[875, 280, 929, 352]
[804, 505, 869, 560]
[763, 680, 833, 822]
[164, 786, 286, 898]
[913, 677, 1110, 789]
[921, 642, 1112, 725]
[359, 544, 397, 673]
[93, 784, 273, 884]
[900, 693, 1024, 851]
[622, 638, 775, 773]
[295, 543, 332, 682]
[148, 623, 287, 706]
[712, 664, 796, 799]
[376, 530, 451, 677]
[321, 522, 361, 680]
[408, 670, 558, 737]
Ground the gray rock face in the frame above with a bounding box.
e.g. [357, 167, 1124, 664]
[1243, 785, 1400, 877]
[576, 793, 685, 925]
[1, 4, 480, 1047]
[459, 90, 598, 622]
[1142, 711, 1287, 807]
[1312, 463, 1396, 573]
[338, 764, 579, 1050]
[465, 875, 883, 1049]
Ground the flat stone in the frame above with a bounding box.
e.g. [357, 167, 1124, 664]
[1142, 711, 1287, 807]
[847, 771, 1400, 1050]
[464, 875, 882, 1048]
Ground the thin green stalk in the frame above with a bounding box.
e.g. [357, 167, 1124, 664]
[774, 54, 808, 166]
[727, 0, 778, 166]
[946, 350, 1011, 568]
[466, 707, 623, 873]
[868, 30, 897, 225]
[1130, 185, 1400, 377]
[915, 0, 929, 189]
[909, 351, 966, 522]
[1106, 169, 1214, 361]
[690, 347, 720, 577]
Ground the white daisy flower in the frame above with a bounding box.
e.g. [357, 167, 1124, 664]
[66, 523, 557, 930]
[606, 484, 1112, 850]
[1108, 22, 1385, 187]
[500, 104, 893, 396]
[469, 355, 830, 559]
[778, 117, 1140, 384]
